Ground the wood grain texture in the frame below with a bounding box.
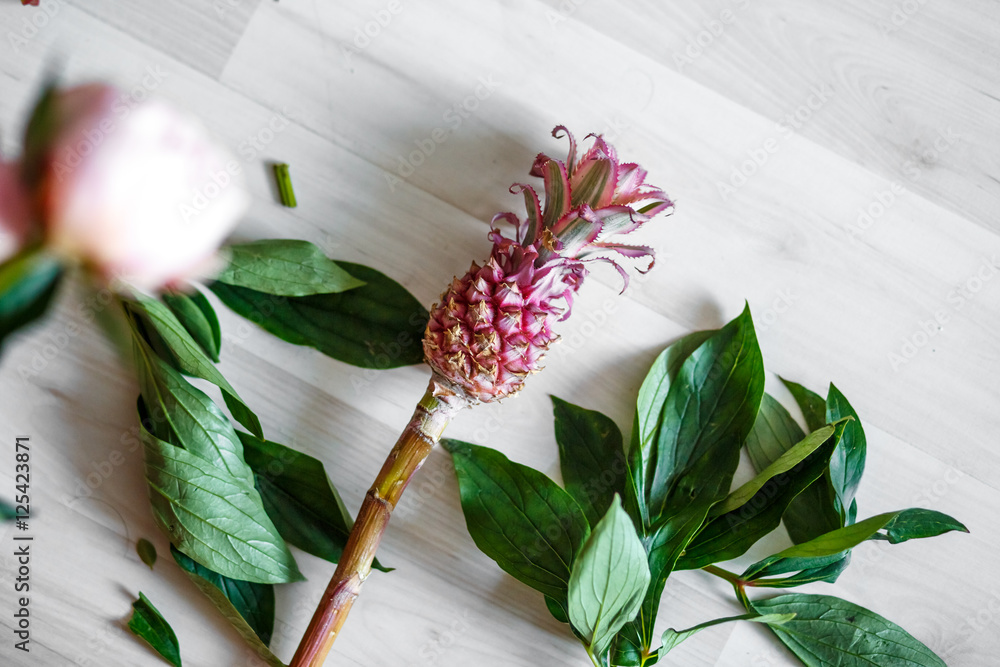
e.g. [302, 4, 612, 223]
[0, 1, 997, 666]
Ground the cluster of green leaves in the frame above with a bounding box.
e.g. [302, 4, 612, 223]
[445, 305, 967, 667]
[116, 239, 423, 665]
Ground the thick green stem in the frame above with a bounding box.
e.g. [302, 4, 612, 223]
[289, 376, 468, 667]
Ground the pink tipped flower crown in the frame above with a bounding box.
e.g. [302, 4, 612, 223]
[424, 126, 673, 402]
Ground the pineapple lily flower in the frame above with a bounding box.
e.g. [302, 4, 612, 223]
[290, 127, 673, 667]
[425, 126, 672, 402]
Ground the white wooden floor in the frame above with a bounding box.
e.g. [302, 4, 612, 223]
[1, 1, 998, 666]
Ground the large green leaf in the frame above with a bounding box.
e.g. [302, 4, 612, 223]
[211, 262, 426, 369]
[236, 431, 388, 572]
[552, 396, 626, 527]
[568, 497, 650, 661]
[170, 546, 283, 667]
[0, 248, 63, 352]
[134, 352, 253, 487]
[625, 329, 714, 530]
[646, 304, 765, 524]
[128, 297, 262, 438]
[162, 289, 222, 363]
[743, 508, 967, 582]
[626, 305, 765, 654]
[127, 592, 182, 667]
[676, 422, 844, 570]
[443, 438, 590, 602]
[752, 594, 946, 666]
[140, 420, 302, 584]
[216, 240, 365, 297]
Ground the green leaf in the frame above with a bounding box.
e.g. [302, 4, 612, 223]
[752, 594, 946, 666]
[745, 393, 806, 472]
[629, 305, 765, 651]
[443, 438, 590, 602]
[217, 240, 364, 296]
[746, 390, 841, 545]
[1, 498, 16, 520]
[170, 546, 283, 667]
[676, 422, 845, 570]
[568, 497, 650, 659]
[779, 377, 826, 432]
[127, 592, 182, 667]
[746, 553, 853, 589]
[551, 396, 626, 527]
[825, 384, 866, 524]
[140, 419, 302, 584]
[0, 248, 63, 352]
[128, 297, 262, 438]
[714, 423, 839, 517]
[236, 431, 389, 572]
[545, 595, 571, 624]
[646, 304, 765, 524]
[744, 508, 967, 582]
[211, 262, 426, 369]
[880, 508, 969, 544]
[657, 613, 795, 658]
[162, 289, 222, 362]
[137, 538, 158, 569]
[134, 353, 254, 487]
[626, 329, 714, 529]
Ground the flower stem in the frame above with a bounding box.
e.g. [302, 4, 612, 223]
[289, 376, 467, 667]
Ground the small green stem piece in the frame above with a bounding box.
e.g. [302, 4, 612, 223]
[273, 163, 297, 208]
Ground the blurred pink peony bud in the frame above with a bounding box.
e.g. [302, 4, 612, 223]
[27, 83, 248, 292]
[0, 162, 31, 263]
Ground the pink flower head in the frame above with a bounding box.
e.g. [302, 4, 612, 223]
[492, 125, 673, 315]
[23, 83, 248, 292]
[423, 126, 671, 401]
